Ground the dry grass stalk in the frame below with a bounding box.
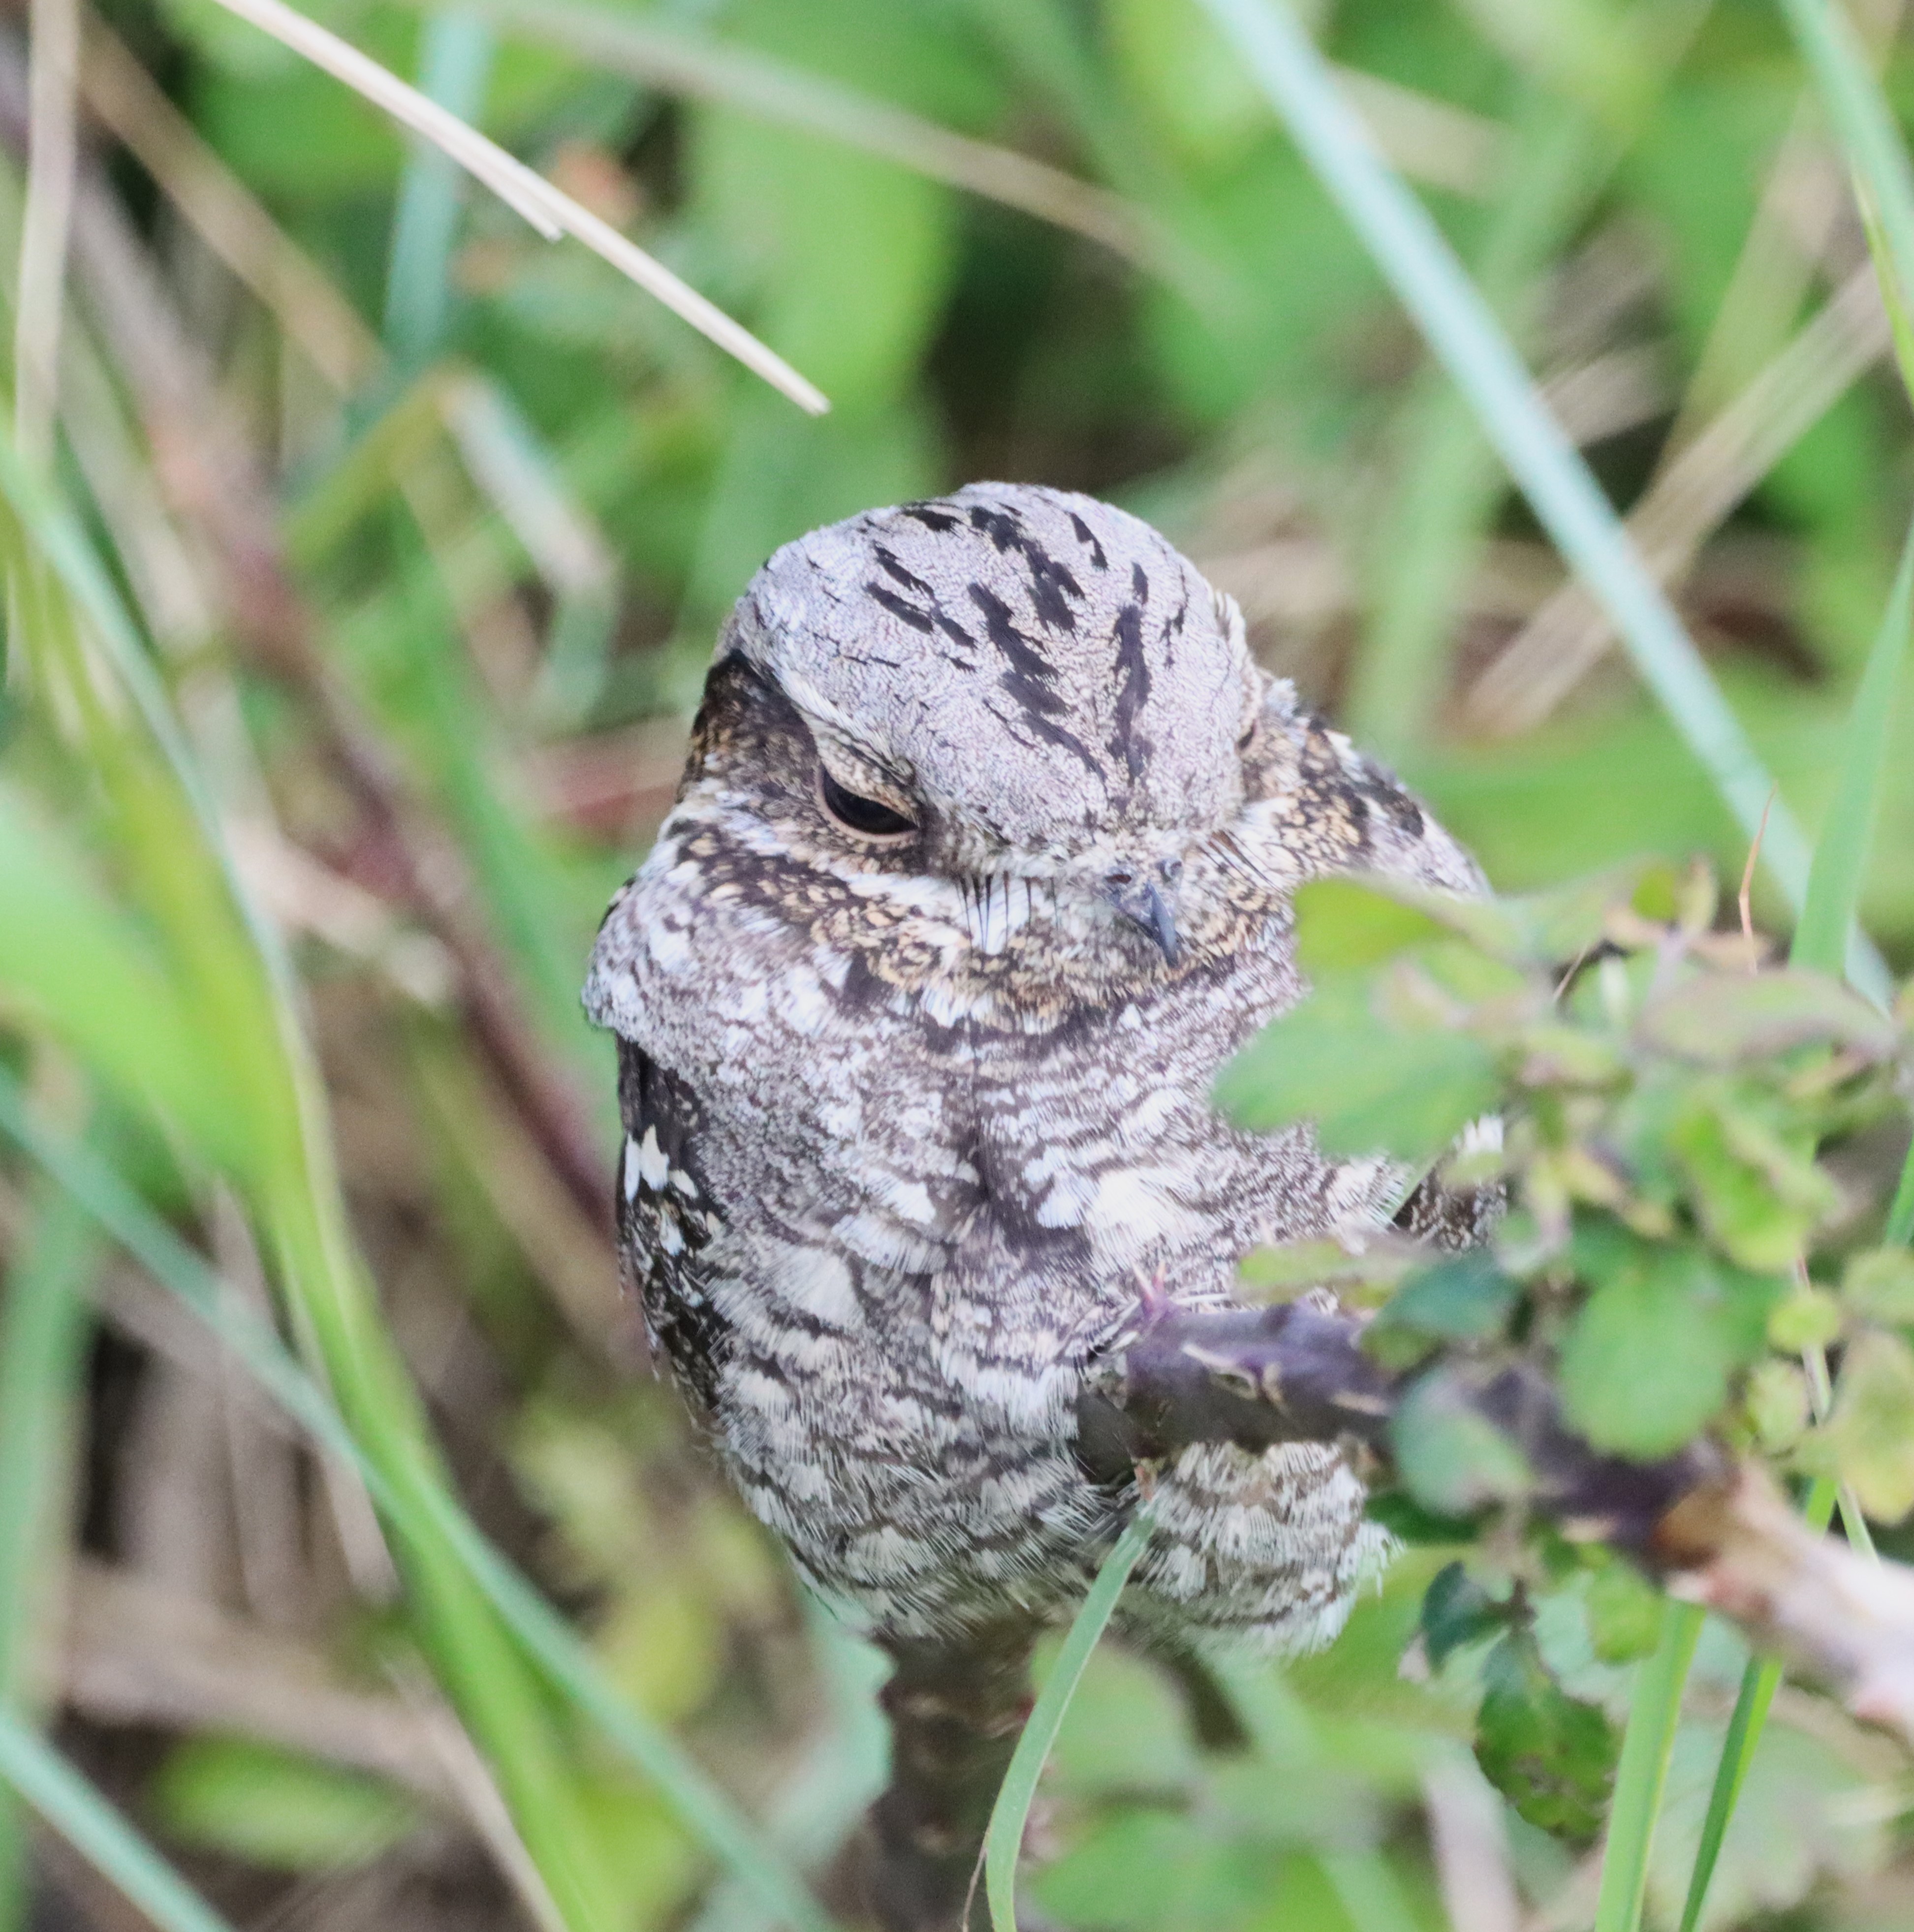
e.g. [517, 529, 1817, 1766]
[203, 0, 829, 413]
[1465, 264, 1891, 734]
[13, 0, 79, 465]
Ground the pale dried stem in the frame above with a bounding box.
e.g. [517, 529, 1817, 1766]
[202, 0, 828, 412]
[1465, 265, 1891, 734]
[77, 20, 378, 391]
[13, 0, 78, 465]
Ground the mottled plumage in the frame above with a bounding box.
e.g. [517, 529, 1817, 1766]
[585, 483, 1482, 1654]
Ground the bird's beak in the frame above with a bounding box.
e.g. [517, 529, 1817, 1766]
[1102, 871, 1181, 965]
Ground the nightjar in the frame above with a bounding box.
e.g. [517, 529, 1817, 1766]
[585, 483, 1483, 1657]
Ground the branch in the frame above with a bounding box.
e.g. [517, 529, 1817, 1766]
[1084, 1295, 1914, 1747]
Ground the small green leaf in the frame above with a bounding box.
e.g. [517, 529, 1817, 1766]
[1639, 970, 1899, 1064]
[1419, 1559, 1509, 1668]
[1559, 1247, 1771, 1460]
[1765, 1287, 1844, 1354]
[1367, 1253, 1518, 1370]
[1743, 1359, 1812, 1454]
[1474, 1625, 1616, 1842]
[1820, 1331, 1914, 1524]
[1291, 876, 1449, 975]
[1391, 1371, 1532, 1517]
[1669, 1099, 1822, 1272]
[1217, 975, 1501, 1163]
[1842, 1246, 1914, 1325]
[1582, 1557, 1666, 1664]
[150, 1739, 420, 1873]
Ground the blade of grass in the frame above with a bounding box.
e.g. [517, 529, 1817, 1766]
[0, 1712, 240, 1932]
[1592, 1601, 1704, 1932]
[200, 0, 827, 412]
[13, 0, 79, 468]
[0, 1073, 840, 1932]
[0, 1170, 98, 1932]
[1195, 0, 1889, 1003]
[1674, 1477, 1837, 1932]
[1791, 514, 1914, 982]
[1777, 0, 1914, 313]
[1891, 1143, 1914, 1246]
[384, 8, 495, 365]
[983, 1505, 1155, 1932]
[2, 435, 627, 1929]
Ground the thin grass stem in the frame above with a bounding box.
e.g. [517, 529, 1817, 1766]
[201, 0, 828, 412]
[1194, 0, 1892, 999]
[1593, 1602, 1704, 1932]
[0, 1171, 96, 1932]
[0, 1072, 840, 1932]
[983, 1507, 1155, 1932]
[0, 1714, 241, 1932]
[1790, 514, 1914, 986]
[384, 8, 494, 365]
[1777, 0, 1914, 312]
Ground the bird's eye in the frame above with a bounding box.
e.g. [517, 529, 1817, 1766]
[817, 765, 917, 840]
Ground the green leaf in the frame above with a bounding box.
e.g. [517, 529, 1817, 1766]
[1842, 1246, 1914, 1324]
[1217, 974, 1501, 1163]
[1819, 1329, 1914, 1523]
[1419, 1560, 1509, 1669]
[1366, 1253, 1518, 1370]
[1582, 1557, 1666, 1666]
[151, 1739, 421, 1872]
[1790, 514, 1914, 983]
[1638, 969, 1900, 1063]
[1475, 1625, 1616, 1842]
[1290, 876, 1450, 976]
[1390, 1371, 1532, 1518]
[1559, 1247, 1769, 1460]
[1667, 1096, 1833, 1272]
[0, 787, 236, 1172]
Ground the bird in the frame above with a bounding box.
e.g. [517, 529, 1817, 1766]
[584, 482, 1484, 1661]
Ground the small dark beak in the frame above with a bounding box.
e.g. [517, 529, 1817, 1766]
[1103, 872, 1181, 965]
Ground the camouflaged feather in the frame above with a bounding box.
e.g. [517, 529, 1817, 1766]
[585, 483, 1484, 1652]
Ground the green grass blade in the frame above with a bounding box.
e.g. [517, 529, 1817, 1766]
[385, 9, 495, 364]
[0, 1712, 240, 1932]
[1777, 0, 1914, 313]
[1674, 1476, 1836, 1932]
[1890, 1141, 1914, 1246]
[0, 1174, 98, 1932]
[0, 1074, 839, 1932]
[1594, 1602, 1704, 1932]
[984, 1506, 1156, 1932]
[1790, 515, 1914, 981]
[1195, 0, 1891, 1000]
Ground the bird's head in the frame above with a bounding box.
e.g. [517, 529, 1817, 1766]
[681, 483, 1269, 978]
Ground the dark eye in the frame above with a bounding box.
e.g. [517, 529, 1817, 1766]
[818, 765, 917, 840]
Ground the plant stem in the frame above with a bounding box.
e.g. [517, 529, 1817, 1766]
[1594, 1602, 1705, 1932]
[0, 1174, 95, 1932]
[983, 1508, 1155, 1932]
[0, 1712, 238, 1932]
